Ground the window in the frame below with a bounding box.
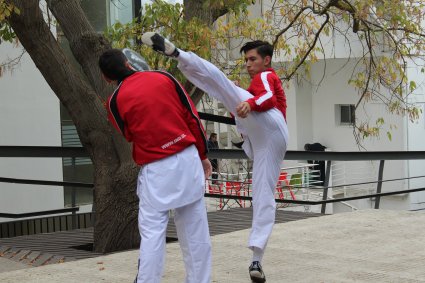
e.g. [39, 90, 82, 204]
[108, 0, 134, 26]
[337, 104, 355, 125]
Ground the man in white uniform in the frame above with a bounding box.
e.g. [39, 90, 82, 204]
[141, 33, 289, 283]
[99, 49, 212, 283]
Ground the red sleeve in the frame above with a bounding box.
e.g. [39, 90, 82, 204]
[183, 97, 208, 160]
[246, 71, 277, 112]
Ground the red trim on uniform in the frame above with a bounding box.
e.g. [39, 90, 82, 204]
[246, 68, 287, 119]
[108, 82, 125, 135]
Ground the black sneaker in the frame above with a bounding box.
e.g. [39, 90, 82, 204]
[141, 32, 179, 57]
[232, 140, 244, 149]
[249, 261, 266, 283]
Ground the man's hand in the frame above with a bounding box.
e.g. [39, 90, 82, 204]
[236, 101, 251, 118]
[201, 158, 212, 179]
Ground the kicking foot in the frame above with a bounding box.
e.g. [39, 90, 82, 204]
[141, 32, 179, 57]
[249, 261, 266, 283]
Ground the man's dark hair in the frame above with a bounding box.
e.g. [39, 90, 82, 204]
[240, 40, 273, 58]
[98, 49, 135, 81]
[210, 133, 217, 138]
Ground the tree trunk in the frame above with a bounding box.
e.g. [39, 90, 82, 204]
[183, 0, 232, 25]
[6, 0, 241, 253]
[7, 0, 140, 253]
[183, 0, 235, 104]
[184, 0, 214, 24]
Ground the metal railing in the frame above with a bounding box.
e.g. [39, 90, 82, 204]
[2, 146, 425, 209]
[208, 148, 425, 212]
[1, 111, 425, 237]
[0, 212, 93, 238]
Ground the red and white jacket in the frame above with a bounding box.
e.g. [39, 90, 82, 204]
[246, 68, 287, 119]
[106, 71, 208, 165]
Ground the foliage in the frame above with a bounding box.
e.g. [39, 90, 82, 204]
[207, 0, 253, 12]
[0, 1, 20, 77]
[106, 1, 214, 84]
[0, 1, 18, 41]
[0, 1, 19, 21]
[224, 0, 425, 140]
[4, 0, 425, 141]
[105, 0, 256, 87]
[107, 0, 425, 140]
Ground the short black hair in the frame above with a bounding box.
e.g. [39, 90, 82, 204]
[98, 49, 135, 81]
[240, 40, 273, 59]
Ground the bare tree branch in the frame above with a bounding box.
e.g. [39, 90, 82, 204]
[272, 6, 312, 47]
[280, 11, 330, 81]
[355, 29, 373, 109]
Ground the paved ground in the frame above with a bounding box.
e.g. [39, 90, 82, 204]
[1, 209, 425, 282]
[0, 257, 29, 273]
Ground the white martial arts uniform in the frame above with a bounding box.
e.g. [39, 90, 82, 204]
[176, 51, 289, 253]
[136, 145, 211, 283]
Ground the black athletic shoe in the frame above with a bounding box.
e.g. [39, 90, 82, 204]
[249, 261, 266, 283]
[232, 141, 244, 148]
[141, 32, 180, 57]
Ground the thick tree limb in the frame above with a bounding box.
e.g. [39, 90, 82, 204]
[6, 1, 139, 253]
[46, 0, 111, 99]
[6, 0, 101, 132]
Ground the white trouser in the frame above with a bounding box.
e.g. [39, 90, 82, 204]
[136, 146, 211, 283]
[177, 51, 289, 251]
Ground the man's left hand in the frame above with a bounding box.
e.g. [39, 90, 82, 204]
[201, 158, 212, 179]
[236, 102, 251, 118]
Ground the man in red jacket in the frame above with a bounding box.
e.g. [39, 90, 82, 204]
[237, 41, 287, 120]
[141, 33, 289, 283]
[98, 49, 212, 283]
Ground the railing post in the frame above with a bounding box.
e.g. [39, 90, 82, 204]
[374, 160, 385, 209]
[321, 160, 332, 214]
[92, 188, 96, 228]
[71, 157, 77, 229]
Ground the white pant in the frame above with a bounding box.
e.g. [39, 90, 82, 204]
[136, 146, 211, 283]
[177, 51, 289, 251]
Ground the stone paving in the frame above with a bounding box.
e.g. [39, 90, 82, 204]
[1, 209, 425, 282]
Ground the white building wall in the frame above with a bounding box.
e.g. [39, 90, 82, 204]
[0, 43, 63, 222]
[285, 80, 298, 150]
[304, 58, 411, 211]
[243, 1, 425, 212]
[307, 58, 406, 152]
[406, 58, 425, 210]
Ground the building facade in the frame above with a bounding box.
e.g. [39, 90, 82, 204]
[1, 1, 424, 222]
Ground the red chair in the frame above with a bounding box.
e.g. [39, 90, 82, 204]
[208, 181, 224, 209]
[276, 172, 296, 200]
[224, 181, 245, 208]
